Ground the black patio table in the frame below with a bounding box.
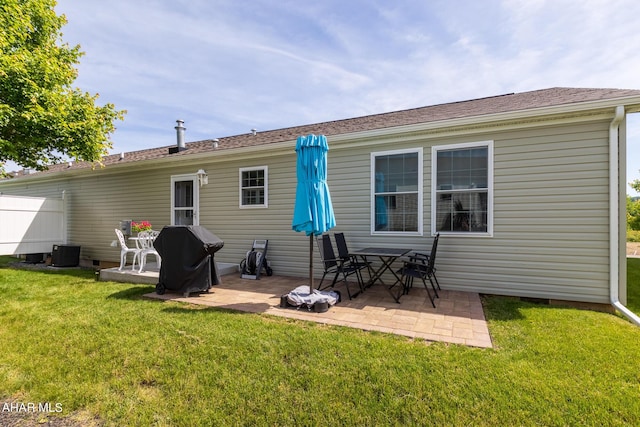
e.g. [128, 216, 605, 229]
[349, 247, 412, 303]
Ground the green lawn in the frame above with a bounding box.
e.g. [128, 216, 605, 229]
[1, 256, 640, 426]
[626, 257, 640, 313]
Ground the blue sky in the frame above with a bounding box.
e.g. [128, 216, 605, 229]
[9, 0, 640, 191]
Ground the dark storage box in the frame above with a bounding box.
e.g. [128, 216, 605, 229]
[51, 245, 80, 267]
[25, 253, 45, 264]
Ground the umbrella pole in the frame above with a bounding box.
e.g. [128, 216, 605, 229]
[309, 234, 314, 294]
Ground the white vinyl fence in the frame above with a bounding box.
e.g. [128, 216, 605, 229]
[0, 193, 66, 255]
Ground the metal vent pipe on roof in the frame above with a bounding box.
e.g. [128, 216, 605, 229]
[175, 119, 186, 149]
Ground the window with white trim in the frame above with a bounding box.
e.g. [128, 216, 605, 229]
[371, 148, 423, 234]
[432, 141, 493, 235]
[239, 166, 268, 208]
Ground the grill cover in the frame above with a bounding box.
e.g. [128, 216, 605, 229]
[154, 226, 224, 295]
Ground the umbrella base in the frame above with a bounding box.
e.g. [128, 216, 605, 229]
[314, 300, 329, 313]
[282, 285, 340, 312]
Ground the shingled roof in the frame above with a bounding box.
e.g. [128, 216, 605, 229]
[8, 87, 640, 177]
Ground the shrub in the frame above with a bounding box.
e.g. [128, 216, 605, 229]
[628, 230, 640, 242]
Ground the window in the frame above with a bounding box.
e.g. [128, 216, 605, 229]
[239, 166, 268, 208]
[432, 141, 493, 235]
[371, 148, 423, 234]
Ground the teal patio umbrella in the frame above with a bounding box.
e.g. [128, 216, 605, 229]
[292, 134, 336, 294]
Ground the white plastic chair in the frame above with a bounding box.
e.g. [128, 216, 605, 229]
[137, 230, 161, 272]
[115, 228, 140, 270]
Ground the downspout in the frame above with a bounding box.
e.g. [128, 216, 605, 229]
[62, 190, 67, 245]
[609, 105, 640, 325]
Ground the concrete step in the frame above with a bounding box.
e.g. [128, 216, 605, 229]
[217, 262, 240, 276]
[98, 262, 240, 285]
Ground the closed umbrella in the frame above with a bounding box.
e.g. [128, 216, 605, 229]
[292, 134, 336, 294]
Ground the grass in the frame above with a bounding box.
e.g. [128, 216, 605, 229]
[1, 256, 640, 425]
[626, 257, 640, 312]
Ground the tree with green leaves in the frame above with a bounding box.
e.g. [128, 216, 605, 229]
[0, 0, 124, 176]
[627, 195, 640, 231]
[631, 177, 640, 195]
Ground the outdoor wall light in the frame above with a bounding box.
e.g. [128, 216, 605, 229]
[212, 138, 219, 149]
[196, 169, 208, 186]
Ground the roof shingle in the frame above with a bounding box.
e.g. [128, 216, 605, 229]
[7, 87, 640, 177]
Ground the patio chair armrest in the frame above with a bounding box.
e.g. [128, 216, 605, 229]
[401, 259, 428, 272]
[408, 253, 430, 264]
[411, 251, 430, 259]
[348, 254, 370, 264]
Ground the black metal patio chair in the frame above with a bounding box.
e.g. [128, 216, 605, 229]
[334, 232, 371, 272]
[397, 233, 441, 307]
[316, 234, 365, 299]
[408, 233, 441, 293]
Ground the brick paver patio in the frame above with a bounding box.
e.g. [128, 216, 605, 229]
[135, 271, 492, 348]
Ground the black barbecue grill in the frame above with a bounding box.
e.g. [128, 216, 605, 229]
[153, 226, 224, 297]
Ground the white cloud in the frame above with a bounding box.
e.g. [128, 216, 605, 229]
[4, 0, 640, 176]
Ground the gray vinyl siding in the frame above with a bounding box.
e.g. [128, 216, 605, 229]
[0, 119, 614, 303]
[200, 157, 300, 271]
[434, 121, 611, 303]
[320, 120, 612, 304]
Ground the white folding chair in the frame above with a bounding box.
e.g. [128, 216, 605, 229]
[137, 230, 161, 272]
[114, 228, 140, 270]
